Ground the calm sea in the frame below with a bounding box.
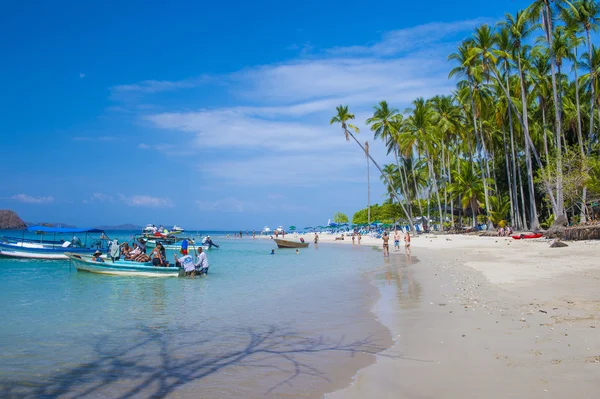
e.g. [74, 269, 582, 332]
[0, 231, 391, 398]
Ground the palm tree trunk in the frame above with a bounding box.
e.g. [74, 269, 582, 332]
[502, 126, 515, 228]
[517, 53, 540, 230]
[574, 48, 587, 223]
[505, 68, 522, 229]
[582, 28, 596, 223]
[517, 157, 528, 230]
[544, 3, 565, 217]
[428, 157, 444, 232]
[367, 148, 371, 225]
[348, 130, 414, 231]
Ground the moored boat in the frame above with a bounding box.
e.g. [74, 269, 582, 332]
[511, 233, 544, 240]
[274, 238, 309, 248]
[66, 253, 182, 277]
[0, 226, 108, 260]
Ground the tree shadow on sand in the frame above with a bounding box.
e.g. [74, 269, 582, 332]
[1, 324, 401, 398]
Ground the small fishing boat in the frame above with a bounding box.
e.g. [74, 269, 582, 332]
[171, 225, 185, 233]
[511, 233, 544, 240]
[0, 226, 108, 259]
[145, 239, 209, 251]
[66, 253, 182, 277]
[274, 238, 309, 248]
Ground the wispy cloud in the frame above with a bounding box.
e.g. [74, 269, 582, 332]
[88, 193, 115, 203]
[327, 18, 493, 56]
[79, 73, 86, 79]
[11, 194, 54, 204]
[118, 194, 174, 208]
[109, 18, 480, 189]
[111, 76, 212, 95]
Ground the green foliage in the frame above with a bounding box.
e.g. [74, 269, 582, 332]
[540, 214, 555, 229]
[488, 195, 511, 227]
[333, 212, 349, 224]
[352, 203, 405, 225]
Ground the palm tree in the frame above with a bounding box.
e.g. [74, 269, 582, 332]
[501, 11, 541, 229]
[365, 141, 371, 225]
[448, 160, 487, 228]
[569, 0, 600, 222]
[330, 105, 414, 230]
[527, 0, 567, 218]
[367, 101, 414, 221]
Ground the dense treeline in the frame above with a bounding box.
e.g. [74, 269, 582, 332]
[332, 0, 600, 231]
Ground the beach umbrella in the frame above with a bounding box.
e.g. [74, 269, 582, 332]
[289, 225, 296, 231]
[303, 226, 312, 230]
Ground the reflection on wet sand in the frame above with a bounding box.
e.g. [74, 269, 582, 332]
[379, 255, 422, 309]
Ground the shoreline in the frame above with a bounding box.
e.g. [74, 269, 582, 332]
[322, 234, 600, 398]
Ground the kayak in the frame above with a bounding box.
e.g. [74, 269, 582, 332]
[511, 233, 544, 240]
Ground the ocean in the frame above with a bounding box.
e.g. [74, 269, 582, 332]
[0, 231, 391, 398]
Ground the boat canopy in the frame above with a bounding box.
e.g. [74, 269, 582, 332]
[27, 226, 104, 234]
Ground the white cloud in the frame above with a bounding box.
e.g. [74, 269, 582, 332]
[11, 194, 54, 204]
[118, 194, 174, 208]
[109, 18, 480, 189]
[327, 18, 492, 56]
[89, 193, 114, 202]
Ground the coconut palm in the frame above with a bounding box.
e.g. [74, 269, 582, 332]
[448, 160, 487, 228]
[330, 105, 414, 230]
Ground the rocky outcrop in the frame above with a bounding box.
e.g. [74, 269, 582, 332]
[0, 210, 27, 230]
[563, 225, 600, 241]
[545, 215, 568, 239]
[549, 239, 568, 248]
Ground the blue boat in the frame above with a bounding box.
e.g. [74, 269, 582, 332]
[66, 253, 183, 277]
[0, 226, 108, 260]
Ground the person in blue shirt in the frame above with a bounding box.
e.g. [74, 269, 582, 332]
[180, 239, 189, 255]
[92, 250, 104, 262]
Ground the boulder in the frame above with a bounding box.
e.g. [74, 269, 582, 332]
[0, 210, 27, 230]
[549, 239, 568, 248]
[546, 215, 569, 239]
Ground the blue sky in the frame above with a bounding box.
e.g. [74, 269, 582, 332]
[1, 0, 534, 230]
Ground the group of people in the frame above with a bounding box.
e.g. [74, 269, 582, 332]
[497, 225, 514, 237]
[381, 230, 411, 257]
[174, 247, 209, 278]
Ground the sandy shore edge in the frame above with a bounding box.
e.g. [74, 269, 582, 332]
[313, 233, 600, 399]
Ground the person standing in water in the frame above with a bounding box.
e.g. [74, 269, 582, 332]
[393, 230, 400, 251]
[382, 232, 390, 257]
[404, 231, 411, 255]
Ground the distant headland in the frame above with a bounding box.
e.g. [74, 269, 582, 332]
[0, 210, 27, 230]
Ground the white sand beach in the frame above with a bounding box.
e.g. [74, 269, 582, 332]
[284, 232, 600, 398]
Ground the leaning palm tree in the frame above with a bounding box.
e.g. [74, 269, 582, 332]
[330, 105, 414, 231]
[367, 101, 414, 221]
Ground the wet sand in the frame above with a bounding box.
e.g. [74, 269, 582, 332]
[316, 233, 600, 398]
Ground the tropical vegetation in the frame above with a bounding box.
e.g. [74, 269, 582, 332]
[331, 0, 600, 231]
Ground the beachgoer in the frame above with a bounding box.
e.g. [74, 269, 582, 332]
[128, 243, 141, 259]
[207, 236, 219, 248]
[313, 233, 319, 244]
[300, 237, 305, 243]
[180, 238, 189, 255]
[138, 238, 146, 254]
[404, 232, 411, 255]
[252, 230, 256, 239]
[121, 243, 131, 259]
[195, 247, 209, 275]
[270, 249, 275, 255]
[92, 250, 104, 262]
[109, 239, 120, 261]
[174, 253, 196, 278]
[352, 232, 355, 244]
[150, 244, 165, 266]
[357, 232, 361, 244]
[394, 230, 400, 250]
[71, 236, 82, 247]
[382, 232, 390, 257]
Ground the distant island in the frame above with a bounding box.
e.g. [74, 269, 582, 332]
[94, 224, 142, 231]
[0, 210, 27, 230]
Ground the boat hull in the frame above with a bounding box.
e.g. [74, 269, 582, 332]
[274, 239, 309, 248]
[511, 233, 544, 240]
[0, 243, 99, 259]
[66, 254, 182, 277]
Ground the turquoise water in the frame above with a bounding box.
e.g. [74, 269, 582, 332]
[0, 231, 390, 398]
